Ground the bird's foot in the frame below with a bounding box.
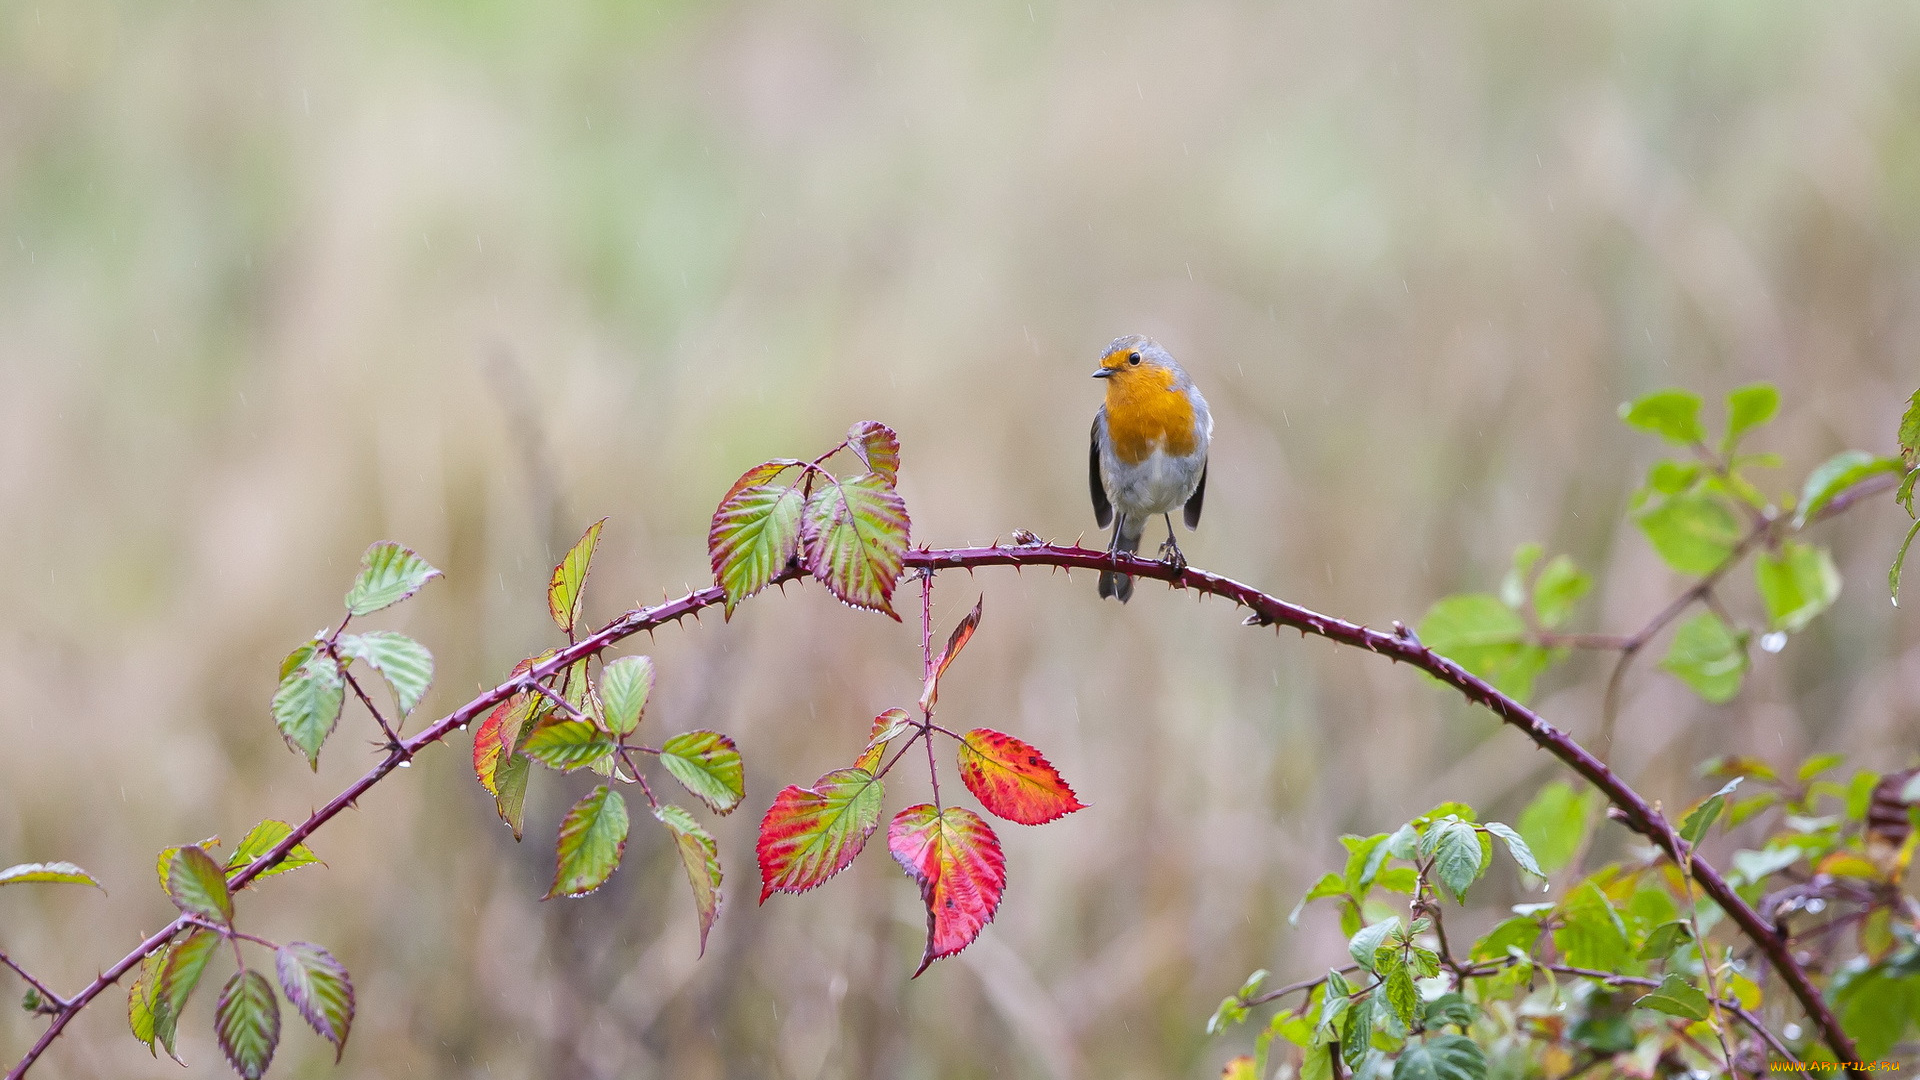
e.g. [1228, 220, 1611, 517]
[1157, 536, 1187, 571]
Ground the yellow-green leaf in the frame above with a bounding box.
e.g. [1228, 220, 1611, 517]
[802, 474, 910, 620]
[658, 730, 745, 815]
[225, 821, 322, 883]
[654, 804, 723, 954]
[549, 519, 606, 634]
[164, 846, 233, 925]
[0, 861, 102, 889]
[522, 719, 616, 772]
[598, 655, 654, 736]
[273, 650, 344, 770]
[214, 969, 280, 1080]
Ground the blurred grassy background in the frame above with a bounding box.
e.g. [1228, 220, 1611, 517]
[3, 1, 1918, 1077]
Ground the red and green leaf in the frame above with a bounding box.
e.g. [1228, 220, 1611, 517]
[549, 518, 607, 634]
[547, 785, 629, 898]
[276, 942, 354, 1061]
[853, 708, 914, 772]
[0, 861, 102, 889]
[654, 804, 723, 955]
[214, 969, 280, 1080]
[709, 467, 806, 618]
[846, 421, 901, 485]
[165, 846, 233, 925]
[802, 474, 910, 620]
[920, 595, 983, 710]
[888, 804, 1007, 975]
[343, 542, 442, 616]
[756, 768, 886, 901]
[957, 728, 1086, 825]
[522, 719, 617, 772]
[658, 731, 745, 815]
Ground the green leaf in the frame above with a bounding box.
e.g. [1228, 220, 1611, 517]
[1893, 519, 1920, 605]
[1289, 871, 1347, 926]
[1900, 388, 1920, 467]
[1376, 866, 1419, 893]
[214, 969, 280, 1080]
[1681, 778, 1743, 846]
[276, 942, 354, 1061]
[1722, 383, 1780, 452]
[1207, 995, 1249, 1035]
[1619, 389, 1705, 445]
[1635, 972, 1710, 1021]
[1636, 919, 1695, 960]
[1647, 459, 1702, 495]
[1416, 594, 1556, 703]
[1637, 493, 1742, 576]
[1483, 822, 1544, 880]
[1426, 819, 1484, 903]
[1393, 1033, 1487, 1080]
[1349, 917, 1399, 972]
[128, 958, 160, 1048]
[273, 649, 345, 769]
[549, 518, 606, 634]
[1385, 965, 1420, 1029]
[547, 785, 630, 898]
[801, 474, 911, 620]
[335, 631, 434, 716]
[343, 542, 442, 617]
[708, 471, 806, 618]
[151, 928, 220, 1059]
[1423, 993, 1477, 1031]
[164, 846, 233, 925]
[521, 720, 617, 772]
[225, 821, 321, 882]
[1660, 611, 1748, 703]
[658, 731, 745, 815]
[1900, 468, 1918, 515]
[493, 752, 531, 840]
[1553, 882, 1633, 972]
[1517, 781, 1596, 876]
[598, 655, 655, 736]
[1796, 451, 1904, 527]
[1531, 555, 1590, 629]
[1500, 542, 1544, 609]
[1798, 752, 1846, 783]
[1470, 915, 1542, 961]
[1834, 962, 1920, 1061]
[0, 861, 102, 889]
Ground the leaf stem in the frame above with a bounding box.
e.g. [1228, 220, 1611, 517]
[335, 658, 402, 748]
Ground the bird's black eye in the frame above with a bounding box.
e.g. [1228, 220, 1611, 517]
[1127, 352, 1141, 365]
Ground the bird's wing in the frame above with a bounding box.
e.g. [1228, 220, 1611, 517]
[1183, 459, 1207, 529]
[1090, 413, 1113, 529]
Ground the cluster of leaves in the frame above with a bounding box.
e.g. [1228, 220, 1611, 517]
[1420, 383, 1902, 706]
[126, 830, 343, 1078]
[1215, 754, 1920, 1078]
[713, 424, 1084, 973]
[470, 521, 743, 952]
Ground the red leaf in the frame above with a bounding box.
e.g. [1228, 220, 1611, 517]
[756, 768, 885, 902]
[888, 804, 1006, 975]
[845, 421, 901, 484]
[957, 729, 1086, 825]
[473, 699, 508, 794]
[919, 595, 983, 711]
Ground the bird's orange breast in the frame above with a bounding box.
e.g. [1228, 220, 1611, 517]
[1104, 369, 1198, 465]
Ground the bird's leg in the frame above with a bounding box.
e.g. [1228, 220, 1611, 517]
[1156, 514, 1186, 570]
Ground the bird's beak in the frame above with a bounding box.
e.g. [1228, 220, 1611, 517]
[1091, 368, 1116, 378]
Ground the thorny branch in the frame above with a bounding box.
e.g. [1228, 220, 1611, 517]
[11, 494, 1891, 1075]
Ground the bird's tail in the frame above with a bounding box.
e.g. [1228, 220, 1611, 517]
[1098, 514, 1145, 603]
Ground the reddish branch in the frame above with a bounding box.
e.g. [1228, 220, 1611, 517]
[7, 542, 1866, 1076]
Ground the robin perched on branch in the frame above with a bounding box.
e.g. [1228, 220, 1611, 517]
[1089, 335, 1212, 602]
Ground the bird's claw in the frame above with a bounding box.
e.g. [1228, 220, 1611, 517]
[1157, 536, 1187, 571]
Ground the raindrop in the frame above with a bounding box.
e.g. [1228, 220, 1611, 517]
[1805, 897, 1826, 914]
[399, 760, 411, 768]
[1760, 631, 1787, 653]
[1783, 1023, 1802, 1040]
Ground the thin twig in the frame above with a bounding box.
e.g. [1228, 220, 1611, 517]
[336, 661, 402, 747]
[0, 952, 65, 1012]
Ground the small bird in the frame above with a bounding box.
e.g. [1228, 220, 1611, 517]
[1088, 335, 1212, 602]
